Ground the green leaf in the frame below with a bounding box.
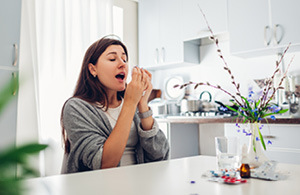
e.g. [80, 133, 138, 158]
[241, 96, 254, 116]
[258, 129, 266, 150]
[0, 179, 22, 195]
[0, 143, 48, 165]
[252, 138, 256, 152]
[255, 99, 261, 108]
[277, 108, 288, 114]
[225, 105, 238, 112]
[17, 164, 40, 179]
[261, 112, 274, 117]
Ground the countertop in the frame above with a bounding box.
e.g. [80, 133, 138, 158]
[24, 155, 300, 195]
[155, 116, 300, 124]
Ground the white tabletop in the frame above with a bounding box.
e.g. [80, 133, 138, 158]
[24, 155, 300, 195]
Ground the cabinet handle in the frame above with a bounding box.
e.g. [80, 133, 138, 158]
[263, 135, 276, 139]
[264, 26, 272, 46]
[155, 48, 159, 64]
[13, 43, 19, 66]
[161, 47, 166, 63]
[273, 24, 283, 45]
[11, 72, 18, 96]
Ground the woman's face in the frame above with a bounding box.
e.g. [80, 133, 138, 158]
[89, 44, 128, 93]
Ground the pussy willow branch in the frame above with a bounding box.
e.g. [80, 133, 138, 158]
[262, 54, 294, 108]
[259, 43, 291, 108]
[176, 81, 244, 108]
[198, 5, 244, 104]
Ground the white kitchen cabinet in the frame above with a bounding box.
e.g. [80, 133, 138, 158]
[225, 123, 300, 164]
[228, 0, 300, 58]
[169, 123, 199, 159]
[138, 0, 227, 69]
[0, 0, 21, 68]
[181, 0, 228, 41]
[157, 122, 200, 159]
[0, 0, 21, 151]
[138, 0, 183, 68]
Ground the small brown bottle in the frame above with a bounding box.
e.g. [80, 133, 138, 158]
[240, 144, 251, 178]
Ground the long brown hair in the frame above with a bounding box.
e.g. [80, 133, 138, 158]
[61, 37, 128, 153]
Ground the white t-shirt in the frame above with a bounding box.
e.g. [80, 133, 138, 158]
[104, 99, 138, 166]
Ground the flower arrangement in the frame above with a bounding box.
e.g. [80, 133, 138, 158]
[174, 6, 294, 151]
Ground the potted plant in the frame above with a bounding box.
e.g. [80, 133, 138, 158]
[0, 75, 47, 195]
[175, 6, 293, 168]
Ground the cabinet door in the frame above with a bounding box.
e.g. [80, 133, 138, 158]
[228, 0, 270, 55]
[159, 0, 183, 64]
[0, 0, 21, 67]
[182, 0, 228, 41]
[138, 0, 160, 68]
[0, 70, 18, 150]
[270, 0, 300, 49]
[225, 123, 300, 164]
[138, 0, 183, 68]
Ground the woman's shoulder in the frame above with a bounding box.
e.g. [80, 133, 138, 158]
[65, 97, 88, 107]
[64, 97, 105, 114]
[64, 97, 96, 111]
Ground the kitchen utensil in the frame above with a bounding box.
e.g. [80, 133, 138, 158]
[180, 99, 189, 113]
[289, 93, 299, 114]
[166, 100, 181, 116]
[199, 91, 216, 111]
[180, 91, 212, 113]
[164, 76, 184, 100]
[149, 98, 167, 117]
[180, 98, 202, 113]
[186, 99, 202, 112]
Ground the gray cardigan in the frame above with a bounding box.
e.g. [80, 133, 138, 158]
[61, 97, 169, 174]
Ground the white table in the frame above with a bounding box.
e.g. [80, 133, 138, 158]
[24, 156, 300, 195]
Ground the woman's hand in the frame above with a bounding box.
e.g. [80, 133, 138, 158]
[138, 68, 152, 106]
[124, 67, 148, 107]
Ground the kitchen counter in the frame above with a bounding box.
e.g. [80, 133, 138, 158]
[24, 155, 300, 195]
[157, 116, 300, 164]
[156, 116, 300, 124]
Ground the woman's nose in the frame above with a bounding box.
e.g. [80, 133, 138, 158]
[118, 58, 127, 68]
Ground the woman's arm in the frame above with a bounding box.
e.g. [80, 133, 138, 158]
[137, 69, 154, 130]
[101, 67, 147, 169]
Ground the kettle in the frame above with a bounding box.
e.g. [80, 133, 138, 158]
[199, 91, 216, 111]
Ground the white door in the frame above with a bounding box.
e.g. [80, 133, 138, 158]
[159, 0, 183, 64]
[138, 0, 160, 68]
[182, 0, 228, 41]
[228, 0, 270, 54]
[270, 0, 300, 49]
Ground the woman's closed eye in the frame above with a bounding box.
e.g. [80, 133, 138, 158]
[109, 58, 127, 62]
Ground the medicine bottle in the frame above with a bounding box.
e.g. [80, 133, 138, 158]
[240, 144, 251, 178]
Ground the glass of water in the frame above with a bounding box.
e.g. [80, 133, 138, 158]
[215, 136, 240, 171]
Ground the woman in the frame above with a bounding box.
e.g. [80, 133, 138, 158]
[60, 37, 169, 174]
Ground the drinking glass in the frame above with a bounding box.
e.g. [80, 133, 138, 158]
[215, 136, 240, 171]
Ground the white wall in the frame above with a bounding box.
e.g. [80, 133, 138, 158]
[152, 39, 300, 104]
[113, 0, 138, 68]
